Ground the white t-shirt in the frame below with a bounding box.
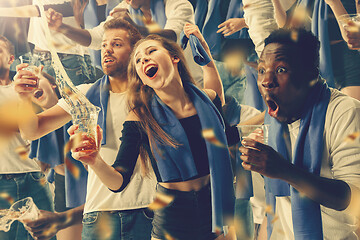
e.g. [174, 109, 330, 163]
[269, 89, 360, 240]
[0, 83, 41, 174]
[57, 83, 157, 214]
[87, 0, 204, 86]
[28, 0, 88, 56]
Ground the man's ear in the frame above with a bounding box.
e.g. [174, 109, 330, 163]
[8, 55, 15, 65]
[172, 56, 180, 63]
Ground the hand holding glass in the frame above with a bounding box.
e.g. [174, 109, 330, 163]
[0, 197, 40, 232]
[237, 124, 269, 145]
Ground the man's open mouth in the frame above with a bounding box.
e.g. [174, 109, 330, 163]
[266, 99, 279, 117]
[33, 89, 44, 99]
[144, 65, 158, 78]
[104, 58, 114, 64]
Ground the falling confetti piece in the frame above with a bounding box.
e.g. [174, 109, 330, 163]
[42, 223, 58, 237]
[114, 166, 128, 173]
[164, 232, 176, 240]
[64, 157, 80, 179]
[143, 17, 162, 34]
[0, 192, 14, 204]
[290, 30, 298, 42]
[15, 145, 29, 160]
[270, 215, 279, 224]
[344, 132, 360, 143]
[39, 177, 47, 186]
[264, 205, 273, 215]
[96, 213, 113, 239]
[202, 129, 226, 148]
[148, 192, 174, 211]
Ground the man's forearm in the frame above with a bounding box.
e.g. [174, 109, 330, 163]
[57, 23, 91, 47]
[282, 164, 351, 211]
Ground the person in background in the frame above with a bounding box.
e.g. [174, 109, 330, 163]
[15, 68, 84, 240]
[15, 19, 157, 240]
[0, 35, 55, 240]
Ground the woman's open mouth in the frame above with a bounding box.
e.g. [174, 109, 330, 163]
[144, 65, 158, 79]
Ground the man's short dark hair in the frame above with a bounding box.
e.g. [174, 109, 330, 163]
[0, 35, 15, 56]
[264, 28, 320, 81]
[104, 19, 142, 48]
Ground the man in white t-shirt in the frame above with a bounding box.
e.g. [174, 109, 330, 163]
[14, 19, 156, 240]
[0, 35, 54, 240]
[239, 28, 360, 239]
[45, 0, 204, 86]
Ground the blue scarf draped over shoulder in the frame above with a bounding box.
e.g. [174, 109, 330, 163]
[264, 80, 331, 239]
[30, 123, 88, 208]
[85, 75, 110, 146]
[150, 81, 235, 231]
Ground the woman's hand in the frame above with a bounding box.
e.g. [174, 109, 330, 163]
[68, 124, 103, 166]
[183, 23, 211, 55]
[217, 18, 248, 37]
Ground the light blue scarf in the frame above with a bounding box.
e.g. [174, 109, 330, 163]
[222, 95, 253, 199]
[128, 0, 166, 29]
[85, 75, 110, 146]
[30, 125, 88, 208]
[150, 81, 235, 232]
[264, 80, 331, 239]
[298, 0, 335, 87]
[180, 33, 211, 66]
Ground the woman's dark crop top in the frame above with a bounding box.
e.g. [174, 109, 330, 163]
[111, 95, 239, 192]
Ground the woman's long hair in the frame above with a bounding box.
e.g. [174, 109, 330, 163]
[127, 35, 196, 174]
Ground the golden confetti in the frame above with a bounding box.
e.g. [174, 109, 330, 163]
[344, 132, 360, 143]
[264, 205, 273, 215]
[15, 145, 29, 160]
[164, 232, 176, 240]
[289, 5, 311, 28]
[270, 215, 279, 224]
[143, 17, 162, 34]
[0, 192, 14, 205]
[114, 166, 128, 173]
[202, 129, 226, 148]
[64, 157, 80, 179]
[42, 223, 58, 237]
[62, 86, 74, 96]
[148, 192, 174, 211]
[290, 30, 298, 42]
[39, 177, 47, 186]
[96, 213, 113, 239]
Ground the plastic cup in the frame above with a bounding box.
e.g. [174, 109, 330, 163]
[70, 106, 101, 152]
[20, 55, 41, 88]
[237, 124, 269, 145]
[0, 197, 40, 232]
[338, 13, 360, 32]
[9, 197, 40, 221]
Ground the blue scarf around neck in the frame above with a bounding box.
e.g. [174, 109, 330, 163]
[150, 81, 235, 231]
[264, 80, 331, 239]
[85, 75, 110, 146]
